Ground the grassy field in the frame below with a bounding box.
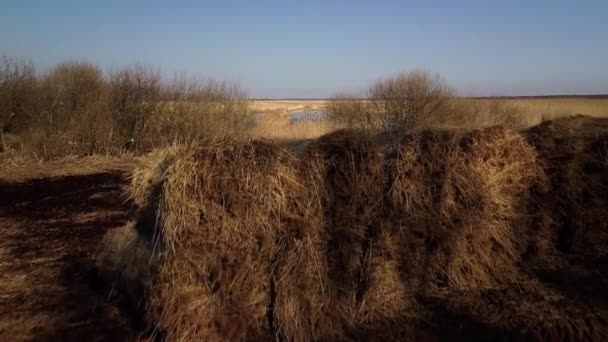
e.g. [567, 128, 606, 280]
[250, 99, 326, 112]
[251, 98, 608, 141]
[251, 100, 336, 141]
[485, 98, 608, 124]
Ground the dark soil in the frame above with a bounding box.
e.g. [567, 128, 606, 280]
[0, 172, 136, 341]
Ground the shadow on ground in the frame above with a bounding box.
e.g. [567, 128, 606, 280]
[0, 172, 136, 341]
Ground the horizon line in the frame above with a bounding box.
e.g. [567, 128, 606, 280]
[252, 94, 608, 101]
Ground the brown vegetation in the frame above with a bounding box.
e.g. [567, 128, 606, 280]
[97, 115, 608, 341]
[0, 58, 252, 160]
[328, 71, 455, 131]
[327, 71, 608, 134]
[3, 57, 608, 340]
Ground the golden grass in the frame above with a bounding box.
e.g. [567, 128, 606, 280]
[477, 98, 608, 127]
[253, 110, 340, 142]
[104, 140, 299, 341]
[251, 98, 608, 143]
[97, 116, 608, 340]
[251, 100, 335, 142]
[392, 127, 541, 291]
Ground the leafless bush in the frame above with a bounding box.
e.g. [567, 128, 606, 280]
[0, 58, 253, 159]
[140, 78, 253, 149]
[26, 62, 112, 157]
[108, 65, 162, 147]
[368, 71, 454, 130]
[328, 71, 454, 131]
[0, 56, 37, 152]
[326, 94, 382, 130]
[328, 72, 532, 131]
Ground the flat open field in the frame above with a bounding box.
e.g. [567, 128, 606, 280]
[252, 98, 608, 117]
[251, 98, 608, 142]
[484, 98, 608, 124]
[251, 99, 327, 113]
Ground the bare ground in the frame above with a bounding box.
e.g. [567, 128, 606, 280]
[0, 167, 136, 341]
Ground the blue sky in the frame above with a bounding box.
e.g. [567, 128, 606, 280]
[1, 1, 607, 98]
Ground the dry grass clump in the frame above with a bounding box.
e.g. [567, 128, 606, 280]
[140, 139, 297, 341]
[272, 130, 414, 341]
[525, 115, 608, 262]
[306, 130, 412, 323]
[127, 146, 181, 209]
[391, 127, 541, 291]
[270, 148, 334, 340]
[98, 117, 608, 340]
[355, 228, 409, 324]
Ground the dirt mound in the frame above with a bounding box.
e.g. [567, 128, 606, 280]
[98, 116, 608, 341]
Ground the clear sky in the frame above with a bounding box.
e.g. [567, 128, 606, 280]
[1, 1, 607, 98]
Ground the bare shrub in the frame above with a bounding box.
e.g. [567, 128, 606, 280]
[14, 61, 113, 158]
[368, 71, 454, 130]
[0, 56, 37, 152]
[108, 65, 162, 149]
[0, 58, 253, 159]
[328, 71, 454, 131]
[137, 78, 253, 150]
[46, 63, 109, 150]
[326, 94, 382, 130]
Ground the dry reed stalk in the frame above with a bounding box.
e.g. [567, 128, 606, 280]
[391, 127, 541, 291]
[525, 115, 608, 262]
[149, 139, 297, 341]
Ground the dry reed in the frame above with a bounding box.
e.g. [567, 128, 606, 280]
[98, 115, 608, 341]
